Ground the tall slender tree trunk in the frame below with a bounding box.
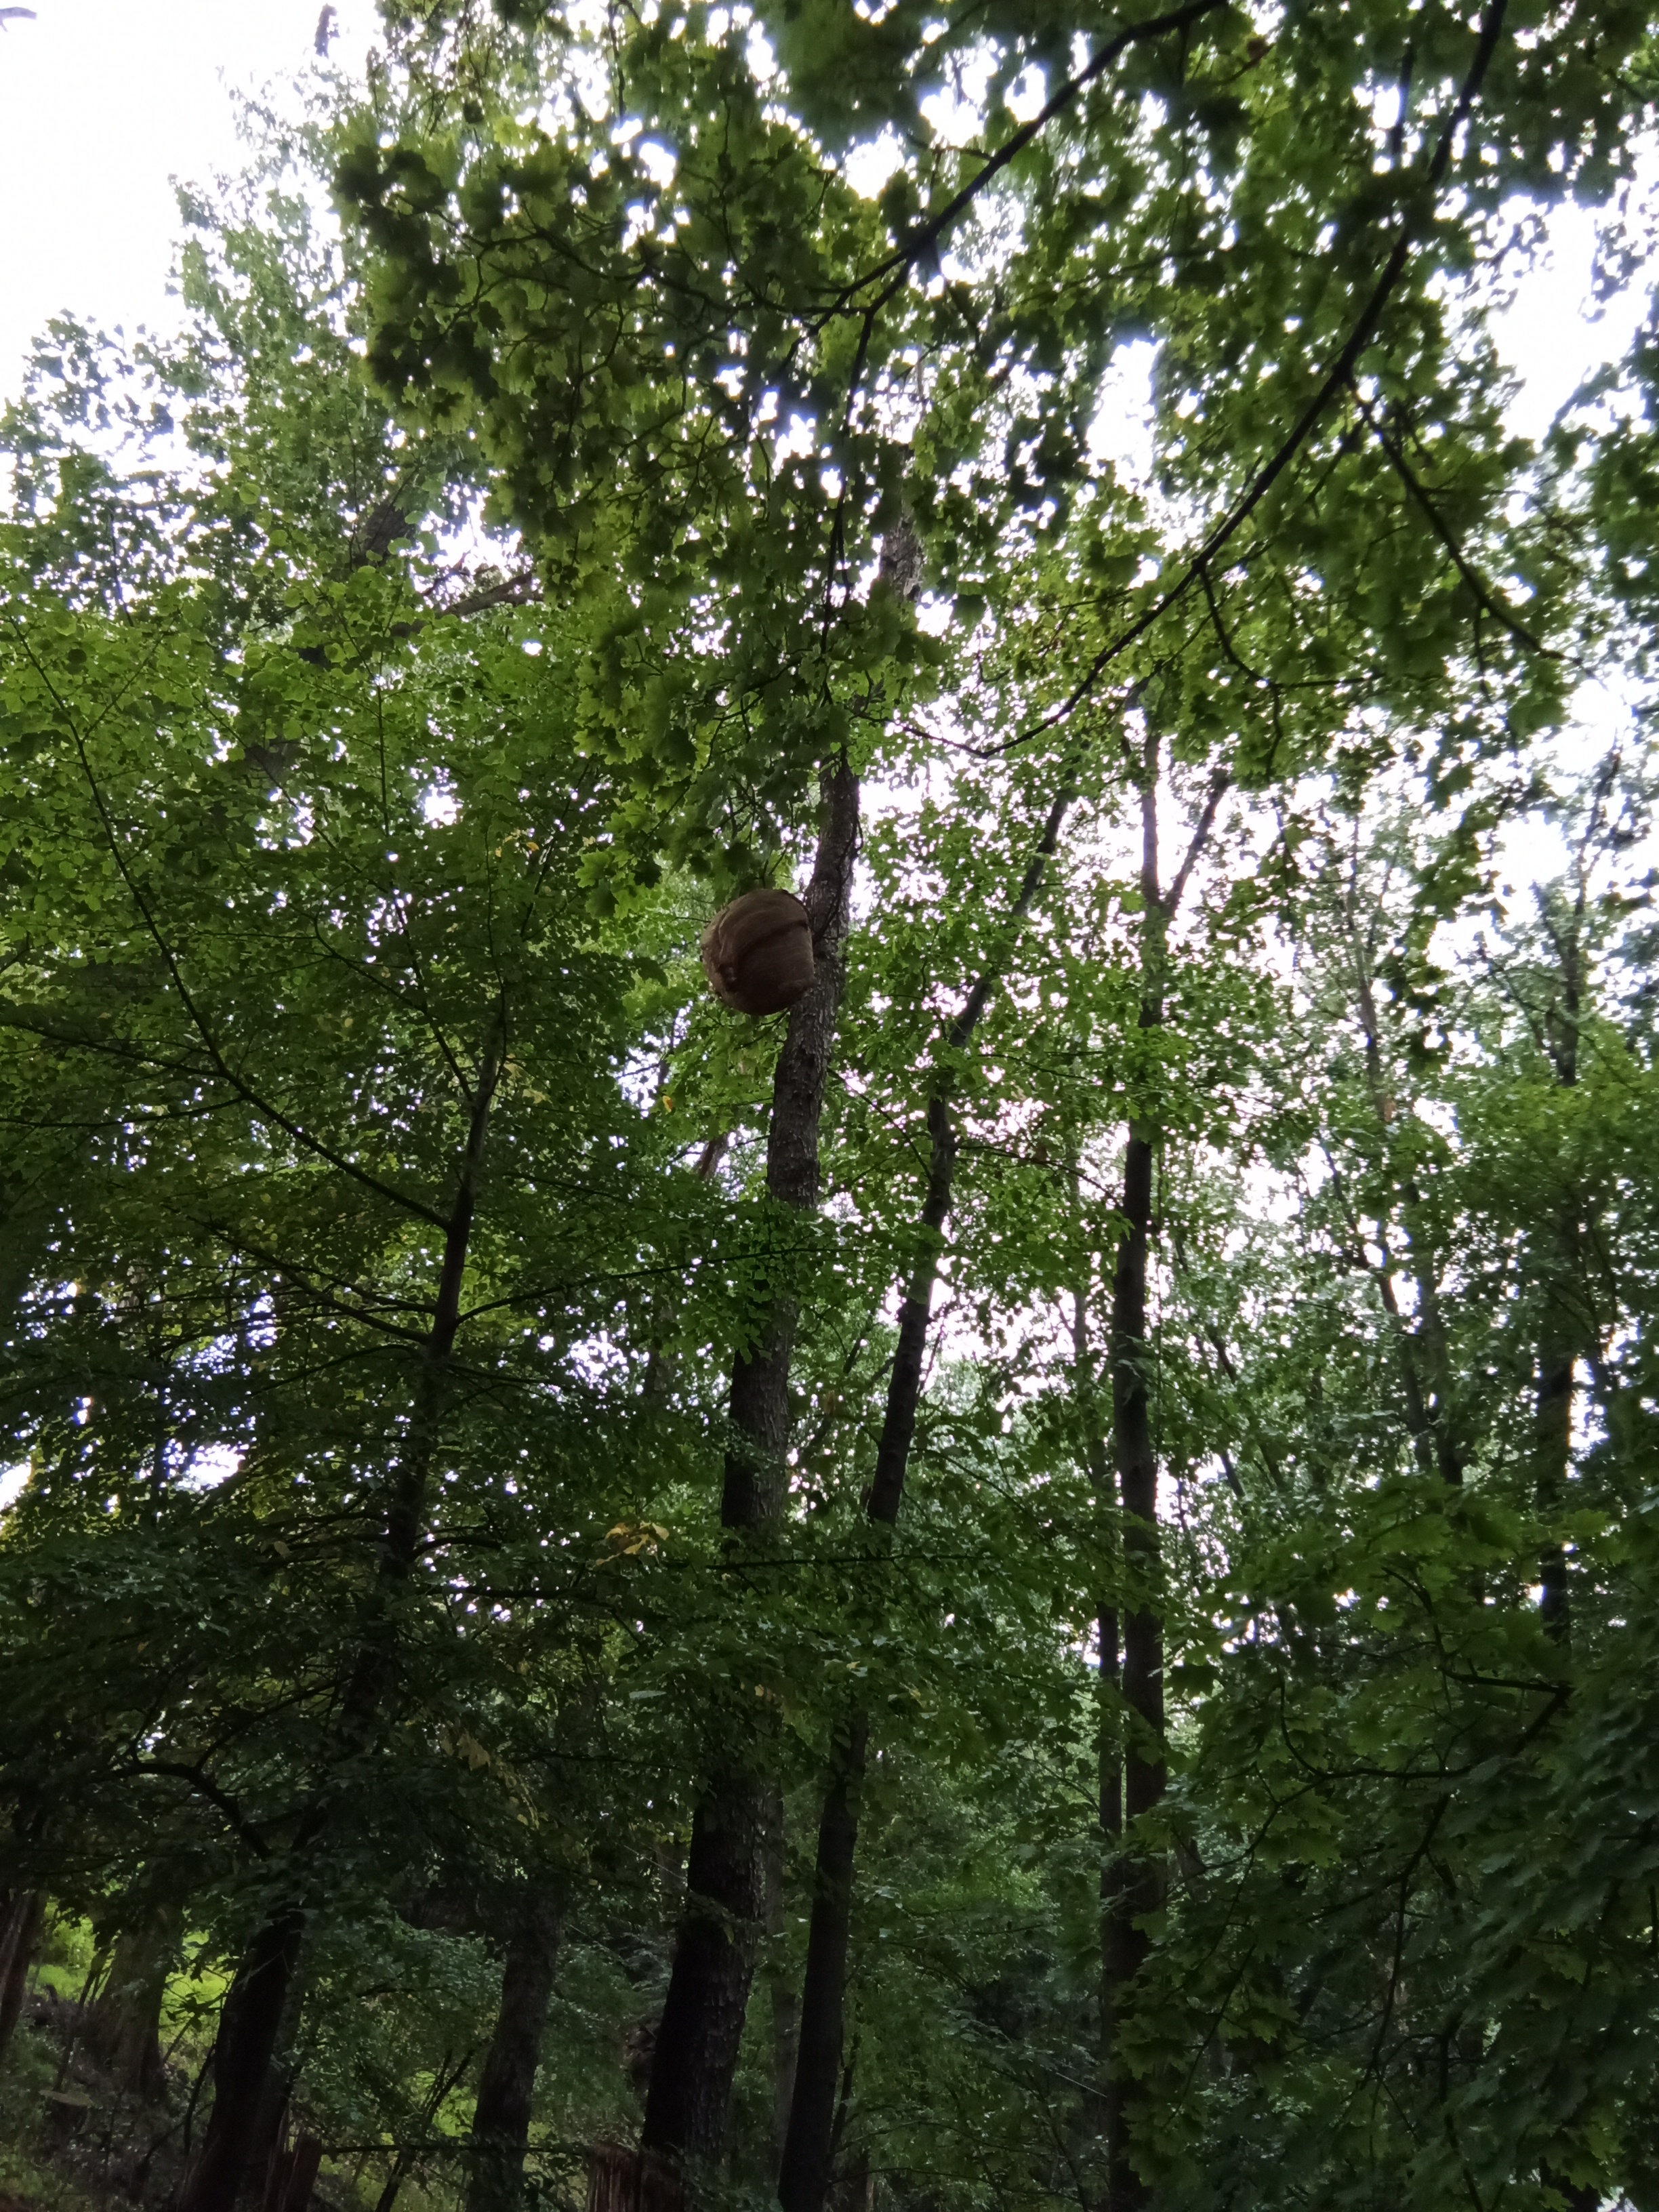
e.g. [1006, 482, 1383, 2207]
[178, 1038, 505, 2212]
[1101, 739, 1227, 2212]
[766, 1793, 800, 2179]
[1532, 800, 1613, 2199]
[776, 1708, 870, 2212]
[85, 1902, 182, 2098]
[263, 2134, 324, 2212]
[175, 1908, 305, 2212]
[1065, 1183, 1122, 2177]
[1340, 879, 1464, 1490]
[1536, 901, 1582, 1641]
[1103, 1102, 1162, 2212]
[779, 775, 1086, 2212]
[464, 1893, 562, 2212]
[641, 758, 861, 2174]
[0, 1889, 45, 2073]
[1096, 1597, 1125, 2170]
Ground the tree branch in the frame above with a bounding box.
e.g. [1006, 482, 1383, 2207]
[1348, 381, 1555, 658]
[1005, 0, 1512, 748]
[817, 0, 1233, 322]
[1161, 771, 1231, 919]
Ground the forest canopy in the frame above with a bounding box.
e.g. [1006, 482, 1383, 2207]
[4, 7, 1659, 2212]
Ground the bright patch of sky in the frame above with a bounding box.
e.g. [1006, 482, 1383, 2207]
[844, 128, 905, 201]
[1493, 190, 1653, 442]
[0, 1442, 242, 1511]
[1486, 181, 1658, 893]
[1089, 181, 1656, 491]
[0, 0, 377, 405]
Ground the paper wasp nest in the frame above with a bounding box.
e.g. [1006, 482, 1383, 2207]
[699, 888, 815, 1016]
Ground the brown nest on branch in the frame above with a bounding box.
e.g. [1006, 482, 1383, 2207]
[699, 888, 814, 1015]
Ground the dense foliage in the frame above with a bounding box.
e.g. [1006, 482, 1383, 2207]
[5, 8, 1659, 2212]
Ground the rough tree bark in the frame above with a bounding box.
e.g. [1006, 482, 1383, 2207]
[766, 1791, 800, 2177]
[0, 1890, 45, 2073]
[177, 1036, 505, 2212]
[175, 1908, 305, 2212]
[1532, 797, 1599, 2212]
[1064, 1168, 1122, 2172]
[463, 1893, 562, 2212]
[640, 754, 861, 2175]
[778, 771, 1085, 2212]
[636, 520, 926, 2186]
[1535, 868, 1584, 1643]
[1101, 739, 1227, 2212]
[1102, 1115, 1161, 2212]
[85, 1902, 183, 2099]
[263, 2133, 324, 2212]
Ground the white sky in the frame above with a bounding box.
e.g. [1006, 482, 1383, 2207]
[0, 0, 374, 396]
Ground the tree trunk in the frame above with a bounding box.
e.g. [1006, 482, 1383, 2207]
[0, 1889, 44, 2072]
[464, 1893, 562, 2212]
[775, 1711, 867, 2212]
[642, 759, 860, 2173]
[1097, 1599, 1125, 2178]
[643, 1788, 774, 2166]
[765, 1793, 799, 2181]
[1522, 816, 1609, 2208]
[1065, 1201, 1122, 2180]
[778, 1081, 962, 2212]
[1342, 894, 1463, 1489]
[176, 1906, 304, 2212]
[1100, 741, 1227, 2212]
[247, 2060, 300, 2210]
[1103, 758, 1168, 2212]
[85, 1903, 182, 2099]
[721, 756, 862, 1526]
[1104, 1117, 1162, 2212]
[769, 1954, 800, 2181]
[779, 774, 1085, 2212]
[263, 2133, 323, 2212]
[180, 1038, 505, 2212]
[587, 2142, 685, 2212]
[1536, 887, 1583, 1641]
